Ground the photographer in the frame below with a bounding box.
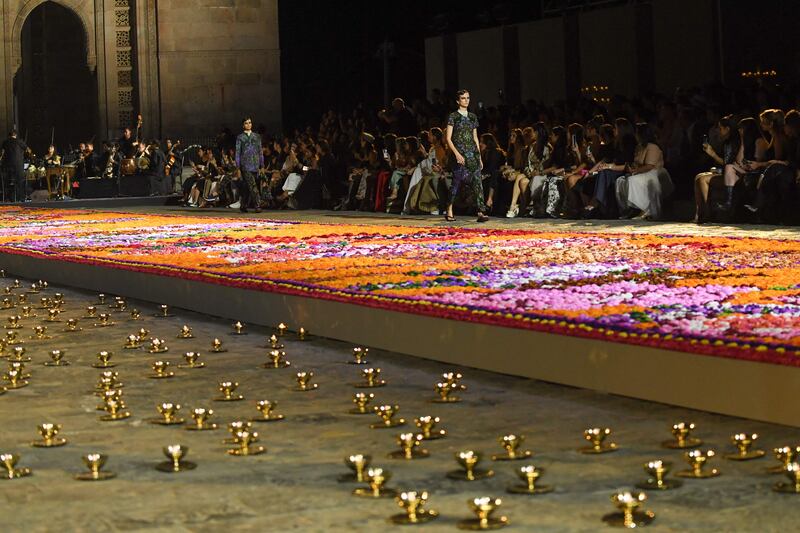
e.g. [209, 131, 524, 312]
[378, 98, 417, 137]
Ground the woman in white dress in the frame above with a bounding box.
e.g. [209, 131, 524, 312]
[616, 122, 673, 220]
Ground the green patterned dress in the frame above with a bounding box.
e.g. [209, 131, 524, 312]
[447, 111, 486, 212]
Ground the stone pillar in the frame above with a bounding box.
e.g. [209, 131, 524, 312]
[1, 0, 10, 135]
[94, 0, 108, 139]
[135, 0, 160, 138]
[156, 0, 282, 140]
[103, 0, 136, 140]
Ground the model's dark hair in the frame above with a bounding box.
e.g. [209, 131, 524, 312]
[242, 116, 252, 125]
[456, 89, 470, 99]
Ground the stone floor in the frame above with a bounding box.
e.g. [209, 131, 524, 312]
[1, 276, 799, 532]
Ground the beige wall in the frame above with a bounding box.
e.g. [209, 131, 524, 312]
[157, 0, 281, 139]
[0, 0, 281, 142]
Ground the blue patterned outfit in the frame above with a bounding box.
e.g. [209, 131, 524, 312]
[235, 131, 264, 209]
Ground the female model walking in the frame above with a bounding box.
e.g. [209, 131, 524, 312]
[445, 89, 489, 222]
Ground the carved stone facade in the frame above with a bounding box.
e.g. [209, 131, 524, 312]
[1, 0, 281, 144]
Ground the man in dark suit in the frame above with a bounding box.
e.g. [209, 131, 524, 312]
[146, 141, 168, 195]
[0, 129, 29, 202]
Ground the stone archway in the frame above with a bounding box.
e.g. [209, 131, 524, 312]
[13, 1, 98, 153]
[1, 0, 101, 142]
[10, 0, 97, 76]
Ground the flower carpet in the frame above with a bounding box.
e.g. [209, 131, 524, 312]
[1, 207, 799, 366]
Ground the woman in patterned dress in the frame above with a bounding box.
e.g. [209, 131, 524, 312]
[445, 89, 490, 222]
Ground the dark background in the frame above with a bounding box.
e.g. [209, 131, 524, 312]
[278, 0, 800, 131]
[278, 0, 544, 129]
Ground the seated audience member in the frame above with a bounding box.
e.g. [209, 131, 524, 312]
[616, 122, 673, 220]
[693, 115, 737, 223]
[506, 123, 549, 218]
[570, 123, 615, 213]
[402, 138, 441, 215]
[715, 117, 766, 211]
[583, 118, 637, 218]
[745, 109, 800, 222]
[496, 128, 524, 213]
[386, 137, 414, 211]
[531, 124, 571, 218]
[479, 133, 506, 213]
[559, 123, 593, 217]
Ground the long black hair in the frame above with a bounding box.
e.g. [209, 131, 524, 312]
[614, 117, 637, 164]
[549, 126, 568, 168]
[599, 124, 615, 145]
[634, 122, 658, 148]
[532, 121, 549, 160]
[738, 117, 761, 161]
[480, 132, 506, 157]
[719, 114, 740, 164]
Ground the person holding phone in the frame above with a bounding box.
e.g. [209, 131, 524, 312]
[714, 117, 765, 212]
[445, 89, 489, 222]
[693, 115, 736, 223]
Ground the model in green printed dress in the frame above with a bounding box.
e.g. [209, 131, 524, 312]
[445, 90, 489, 222]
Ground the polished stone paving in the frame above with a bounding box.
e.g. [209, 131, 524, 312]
[0, 273, 798, 532]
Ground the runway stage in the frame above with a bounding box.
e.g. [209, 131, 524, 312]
[1, 206, 799, 425]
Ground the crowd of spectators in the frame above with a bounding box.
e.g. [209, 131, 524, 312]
[183, 80, 800, 225]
